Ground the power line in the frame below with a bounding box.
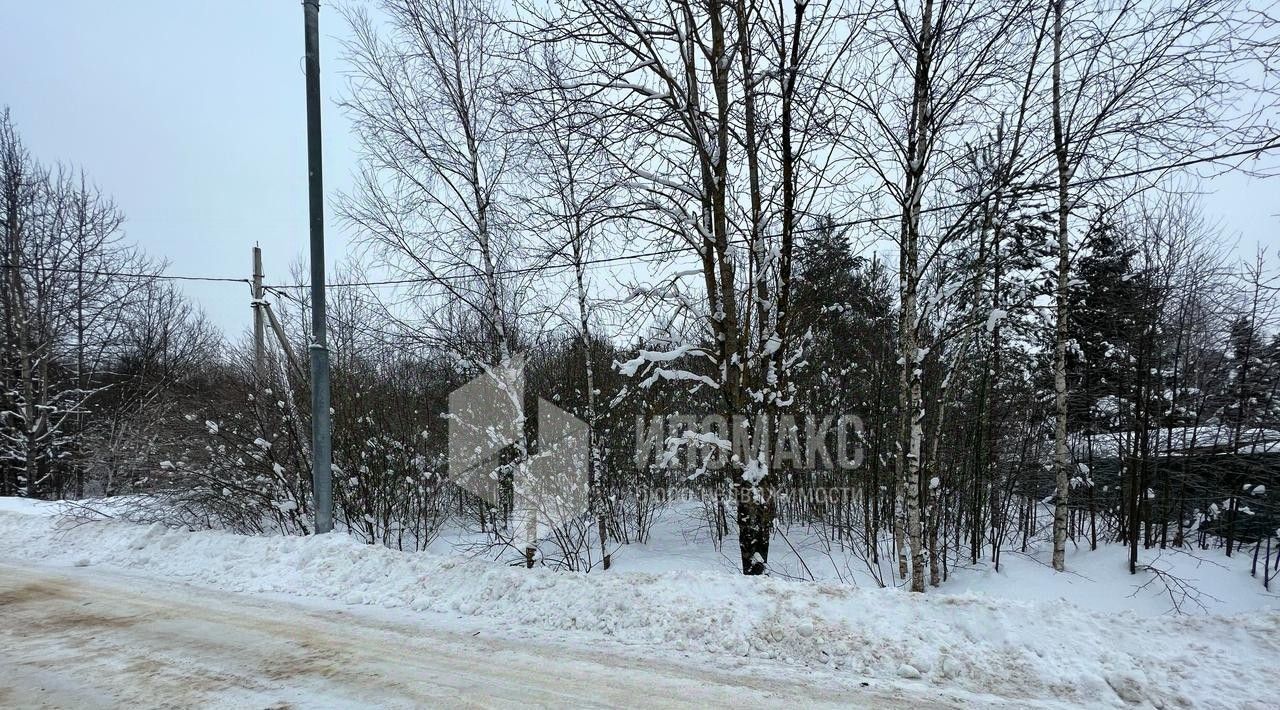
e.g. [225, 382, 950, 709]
[4, 139, 1276, 290]
[262, 138, 1280, 290]
[0, 262, 250, 285]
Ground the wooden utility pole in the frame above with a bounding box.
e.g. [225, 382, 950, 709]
[251, 246, 304, 379]
[252, 245, 266, 379]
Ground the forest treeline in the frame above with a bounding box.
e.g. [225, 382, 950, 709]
[3, 0, 1279, 592]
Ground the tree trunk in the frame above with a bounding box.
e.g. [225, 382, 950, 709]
[1050, 0, 1071, 573]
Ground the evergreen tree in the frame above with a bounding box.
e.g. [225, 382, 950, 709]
[1065, 218, 1145, 434]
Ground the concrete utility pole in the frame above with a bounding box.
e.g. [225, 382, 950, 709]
[252, 245, 266, 379]
[302, 0, 333, 534]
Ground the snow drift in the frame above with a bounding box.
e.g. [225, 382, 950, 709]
[0, 503, 1275, 708]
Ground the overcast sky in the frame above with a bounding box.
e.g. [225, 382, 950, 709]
[1, 0, 357, 339]
[1, 1, 1276, 338]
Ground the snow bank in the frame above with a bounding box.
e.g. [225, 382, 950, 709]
[0, 496, 61, 515]
[1, 504, 1276, 708]
[597, 503, 1279, 617]
[944, 543, 1279, 617]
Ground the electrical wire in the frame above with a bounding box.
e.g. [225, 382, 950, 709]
[3, 139, 1275, 289]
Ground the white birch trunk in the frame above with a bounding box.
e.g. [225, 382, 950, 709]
[1050, 0, 1070, 573]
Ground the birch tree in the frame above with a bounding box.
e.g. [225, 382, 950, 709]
[834, 0, 1038, 590]
[549, 0, 859, 574]
[341, 0, 547, 564]
[515, 46, 623, 568]
[1044, 0, 1241, 571]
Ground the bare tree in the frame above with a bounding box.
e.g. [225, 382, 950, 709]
[513, 45, 625, 568]
[545, 0, 862, 574]
[0, 110, 160, 499]
[341, 0, 550, 564]
[1045, 0, 1243, 571]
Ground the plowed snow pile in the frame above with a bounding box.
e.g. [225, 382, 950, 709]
[1, 502, 1275, 708]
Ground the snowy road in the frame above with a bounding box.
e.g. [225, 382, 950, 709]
[0, 561, 937, 709]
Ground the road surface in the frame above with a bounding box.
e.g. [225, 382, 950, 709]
[0, 561, 944, 709]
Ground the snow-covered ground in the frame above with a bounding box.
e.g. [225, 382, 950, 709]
[1, 497, 1277, 708]
[585, 503, 1280, 618]
[0, 562, 929, 709]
